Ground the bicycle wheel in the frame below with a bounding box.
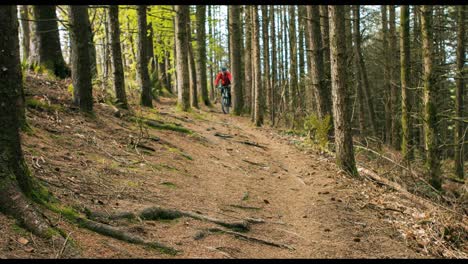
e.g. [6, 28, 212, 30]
[222, 97, 230, 114]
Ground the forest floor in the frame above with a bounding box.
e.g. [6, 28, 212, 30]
[0, 73, 466, 259]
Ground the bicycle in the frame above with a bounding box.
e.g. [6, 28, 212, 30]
[218, 85, 231, 114]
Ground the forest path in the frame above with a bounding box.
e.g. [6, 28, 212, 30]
[3, 77, 423, 258]
[140, 98, 422, 258]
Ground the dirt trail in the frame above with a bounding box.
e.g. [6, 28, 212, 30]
[136, 98, 421, 258]
[1, 77, 424, 258]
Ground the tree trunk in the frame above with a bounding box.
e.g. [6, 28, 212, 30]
[421, 5, 441, 190]
[69, 5, 93, 113]
[0, 6, 60, 241]
[19, 5, 30, 62]
[381, 5, 392, 144]
[175, 5, 190, 111]
[288, 5, 298, 125]
[229, 5, 243, 115]
[108, 5, 128, 109]
[188, 18, 199, 109]
[270, 5, 277, 124]
[196, 5, 210, 106]
[306, 5, 331, 120]
[411, 6, 423, 155]
[137, 5, 153, 107]
[147, 21, 155, 75]
[282, 6, 289, 118]
[298, 6, 306, 114]
[389, 5, 400, 150]
[352, 5, 377, 138]
[400, 5, 412, 162]
[252, 6, 263, 126]
[244, 5, 252, 114]
[454, 5, 465, 179]
[328, 5, 358, 176]
[29, 5, 69, 78]
[319, 5, 331, 92]
[261, 5, 270, 120]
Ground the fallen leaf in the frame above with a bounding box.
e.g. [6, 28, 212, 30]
[24, 247, 34, 253]
[17, 237, 29, 245]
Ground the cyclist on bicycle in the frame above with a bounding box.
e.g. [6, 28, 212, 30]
[214, 67, 232, 107]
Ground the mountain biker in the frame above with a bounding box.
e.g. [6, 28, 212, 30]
[214, 67, 232, 107]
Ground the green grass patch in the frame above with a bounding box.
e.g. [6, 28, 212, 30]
[167, 147, 193, 161]
[152, 163, 178, 172]
[160, 181, 177, 189]
[11, 223, 28, 235]
[26, 98, 63, 112]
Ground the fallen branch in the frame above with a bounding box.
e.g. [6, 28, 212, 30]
[357, 167, 461, 216]
[229, 204, 263, 210]
[208, 227, 295, 250]
[56, 232, 72, 259]
[241, 159, 268, 167]
[214, 132, 233, 139]
[136, 143, 156, 152]
[237, 140, 268, 150]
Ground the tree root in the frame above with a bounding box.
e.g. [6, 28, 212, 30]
[237, 140, 267, 150]
[207, 227, 295, 250]
[0, 182, 79, 258]
[75, 217, 178, 255]
[85, 206, 250, 232]
[214, 132, 234, 139]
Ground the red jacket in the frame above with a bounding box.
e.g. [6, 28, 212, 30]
[214, 71, 232, 86]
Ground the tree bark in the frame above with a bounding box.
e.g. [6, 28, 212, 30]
[389, 5, 400, 150]
[319, 5, 331, 92]
[19, 5, 30, 62]
[175, 5, 190, 111]
[381, 5, 392, 144]
[147, 21, 155, 75]
[252, 6, 263, 126]
[108, 5, 128, 109]
[0, 7, 59, 238]
[229, 5, 243, 115]
[270, 5, 277, 124]
[69, 5, 93, 113]
[29, 5, 69, 78]
[288, 5, 298, 124]
[261, 5, 270, 120]
[400, 5, 412, 162]
[421, 5, 441, 190]
[244, 5, 252, 114]
[188, 17, 199, 109]
[328, 5, 358, 176]
[454, 5, 465, 179]
[306, 5, 331, 120]
[137, 5, 153, 107]
[196, 5, 210, 106]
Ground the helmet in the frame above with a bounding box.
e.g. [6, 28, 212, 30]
[221, 67, 227, 72]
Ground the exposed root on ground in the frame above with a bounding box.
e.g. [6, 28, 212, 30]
[206, 227, 295, 250]
[85, 206, 251, 232]
[0, 183, 79, 258]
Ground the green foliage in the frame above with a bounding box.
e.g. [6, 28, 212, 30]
[26, 98, 63, 112]
[68, 83, 74, 99]
[160, 181, 177, 188]
[303, 113, 332, 150]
